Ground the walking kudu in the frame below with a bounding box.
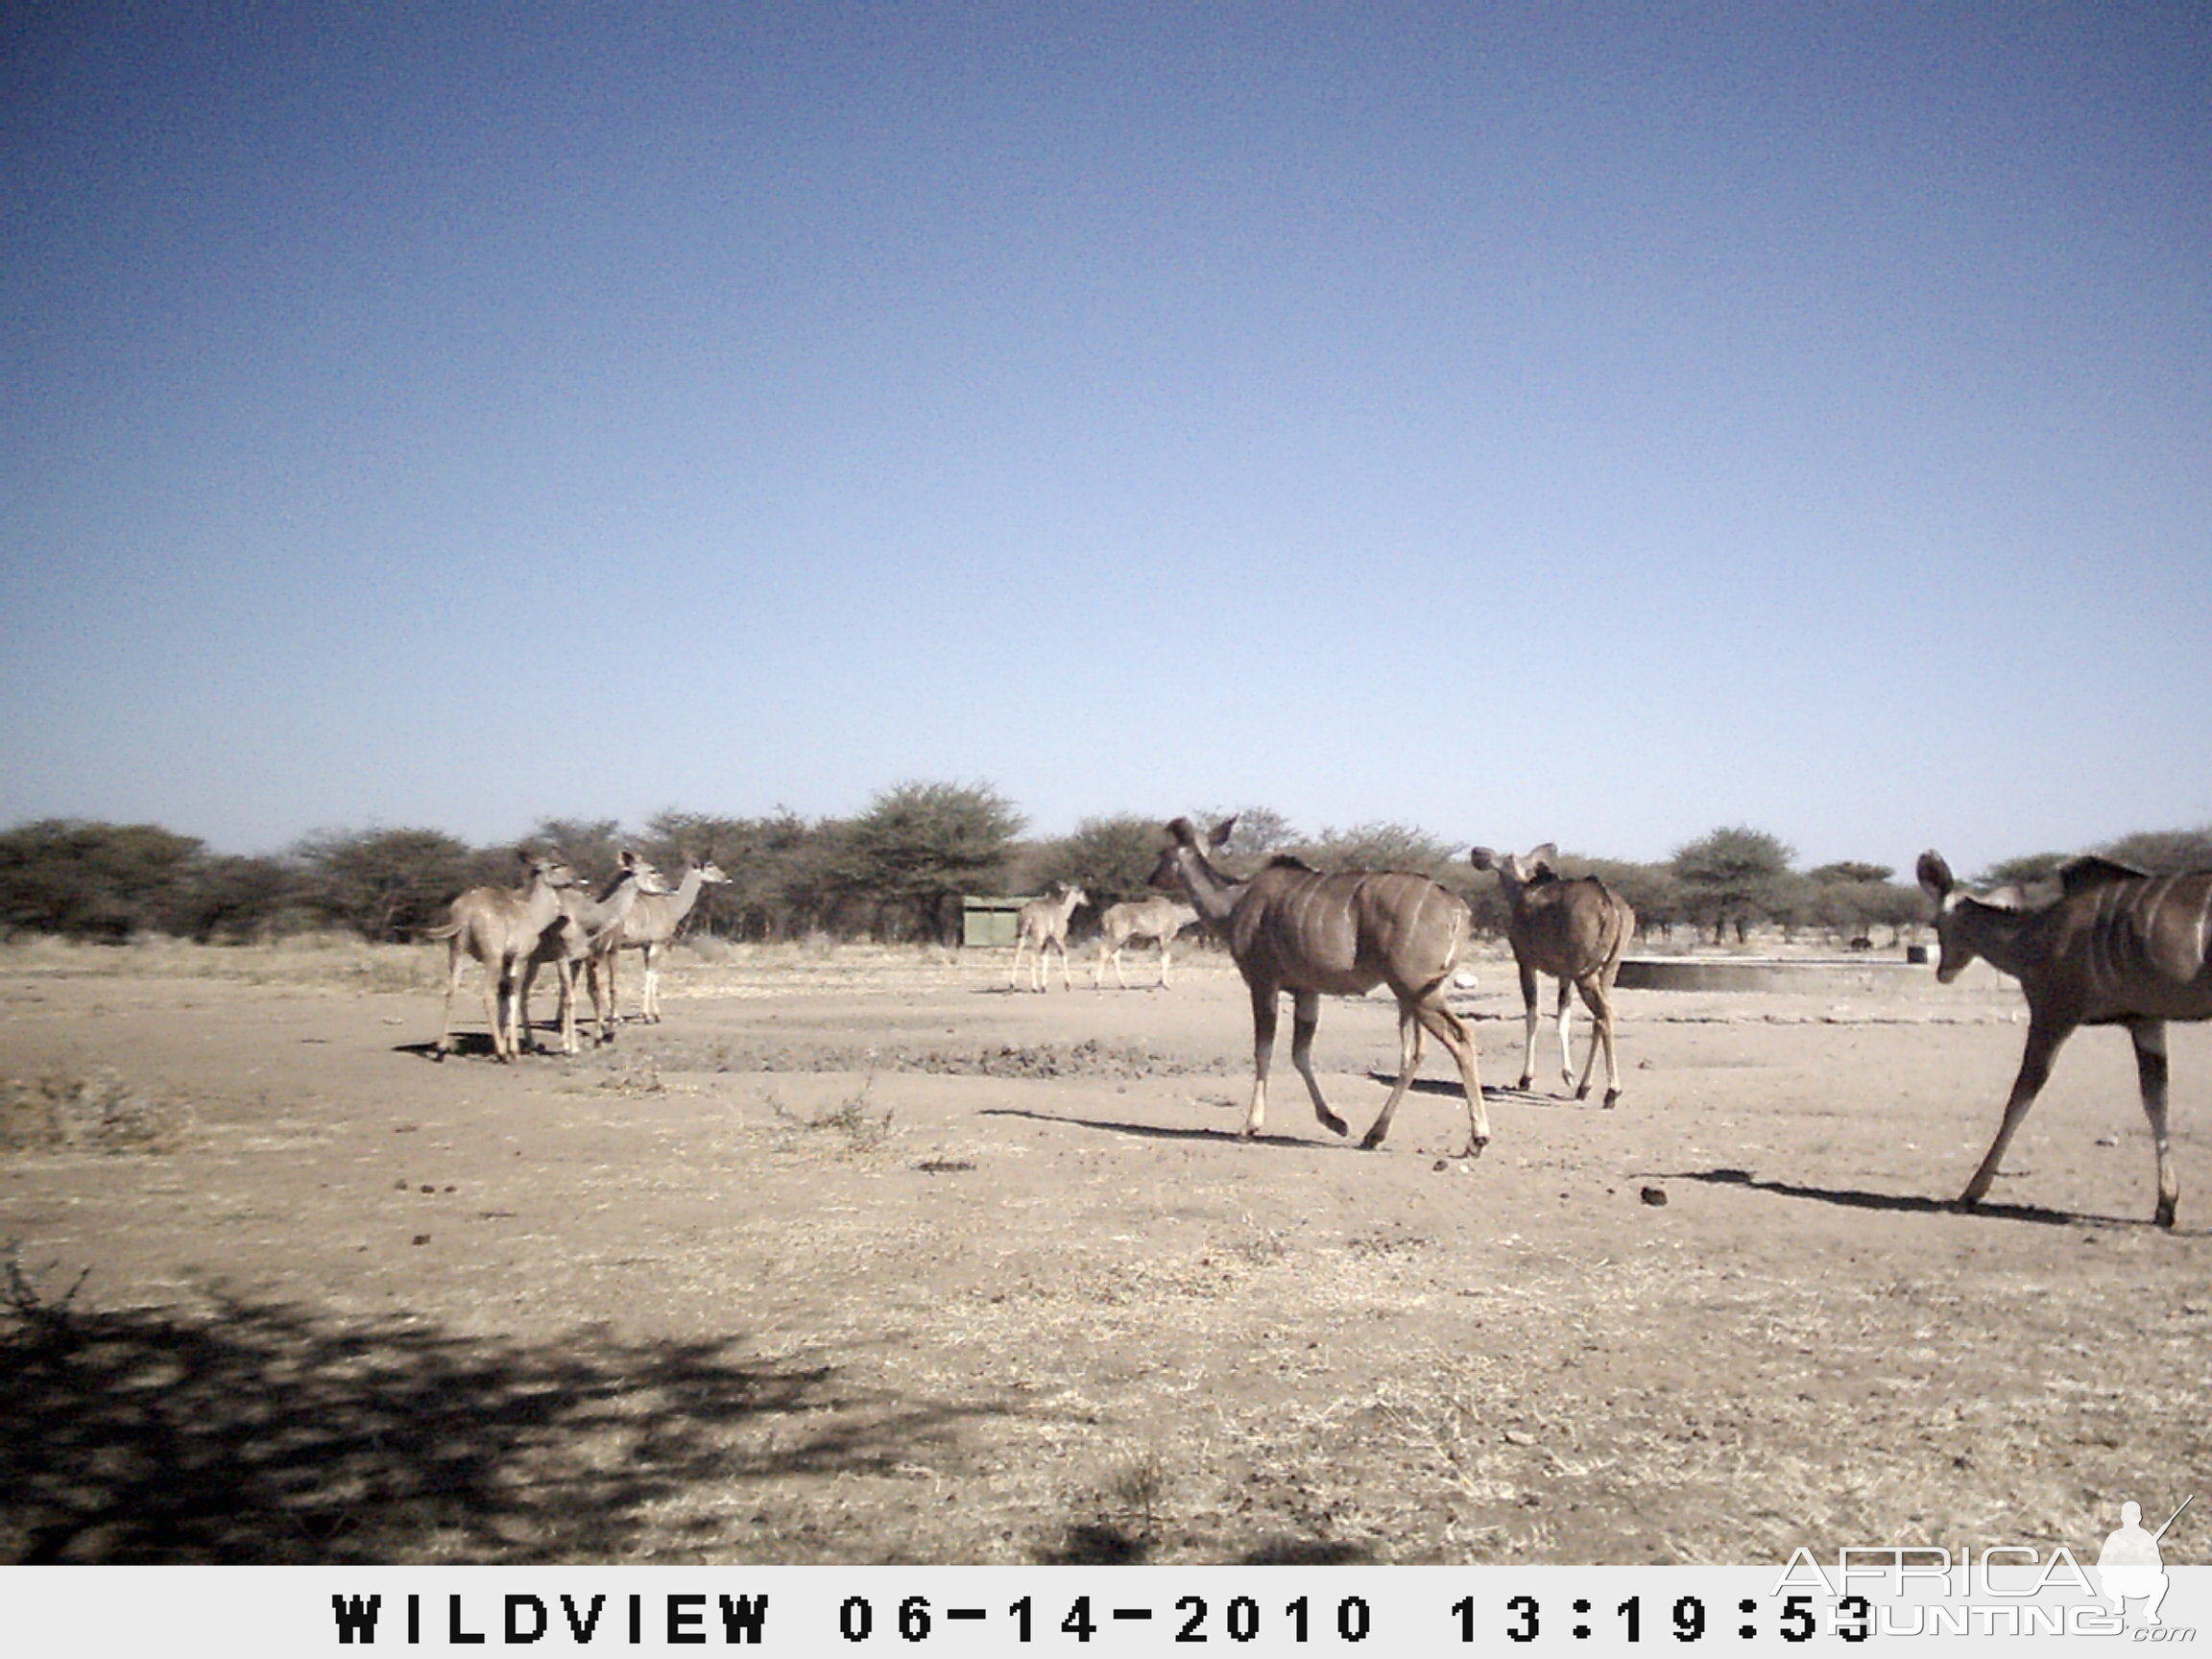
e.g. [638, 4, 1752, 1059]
[1919, 850, 2212, 1228]
[1010, 886, 1089, 992]
[1093, 896, 1200, 989]
[588, 854, 732, 1027]
[517, 851, 670, 1054]
[1151, 817, 1488, 1155]
[1470, 844, 1635, 1106]
[427, 849, 580, 1062]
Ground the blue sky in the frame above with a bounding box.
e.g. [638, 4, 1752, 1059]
[4, 3, 2207, 877]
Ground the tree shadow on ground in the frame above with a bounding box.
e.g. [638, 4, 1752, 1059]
[1658, 1166, 2138, 1229]
[0, 1280, 1001, 1563]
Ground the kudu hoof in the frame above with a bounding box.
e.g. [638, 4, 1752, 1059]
[2156, 1200, 2177, 1230]
[1601, 1090, 1622, 1109]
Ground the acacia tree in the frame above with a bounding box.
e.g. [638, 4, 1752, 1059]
[2101, 827, 2212, 872]
[836, 781, 1024, 943]
[176, 854, 303, 943]
[1027, 815, 1166, 910]
[532, 817, 626, 885]
[1671, 827, 1795, 944]
[1301, 822, 1455, 878]
[295, 827, 477, 942]
[642, 807, 844, 940]
[0, 819, 207, 940]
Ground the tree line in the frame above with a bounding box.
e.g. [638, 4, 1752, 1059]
[4, 783, 2208, 950]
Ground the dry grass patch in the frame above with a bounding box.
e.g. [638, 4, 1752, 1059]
[0, 1069, 191, 1154]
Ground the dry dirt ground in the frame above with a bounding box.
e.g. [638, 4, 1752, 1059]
[2, 935, 2207, 1566]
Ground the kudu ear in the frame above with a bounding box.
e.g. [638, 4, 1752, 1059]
[1915, 851, 1954, 902]
[1469, 847, 1497, 872]
[1527, 842, 1559, 874]
[1208, 817, 1237, 851]
[1164, 817, 1197, 848]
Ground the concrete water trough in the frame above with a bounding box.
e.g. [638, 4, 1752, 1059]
[1616, 954, 1933, 994]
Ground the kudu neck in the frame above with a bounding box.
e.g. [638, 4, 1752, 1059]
[1174, 849, 1246, 923]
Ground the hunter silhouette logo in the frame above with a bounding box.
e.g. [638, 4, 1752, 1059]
[2099, 1495, 2193, 1627]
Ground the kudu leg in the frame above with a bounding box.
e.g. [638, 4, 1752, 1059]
[436, 941, 467, 1057]
[483, 951, 511, 1061]
[1554, 978, 1578, 1092]
[1157, 937, 1171, 988]
[554, 958, 582, 1055]
[1516, 964, 1541, 1092]
[1960, 1016, 2070, 1208]
[1431, 996, 1489, 1155]
[1243, 982, 1279, 1136]
[1286, 989, 1351, 1139]
[2129, 1020, 2179, 1229]
[1364, 990, 1488, 1155]
[586, 953, 614, 1045]
[1577, 980, 1621, 1107]
[516, 959, 541, 1053]
[591, 951, 620, 1038]
[1359, 1006, 1427, 1150]
[642, 944, 664, 1021]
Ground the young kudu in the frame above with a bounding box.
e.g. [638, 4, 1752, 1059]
[517, 851, 670, 1054]
[1470, 844, 1635, 1106]
[1919, 850, 2212, 1229]
[1010, 886, 1089, 992]
[427, 849, 579, 1063]
[588, 854, 732, 1026]
[1151, 817, 1489, 1155]
[1093, 896, 1200, 990]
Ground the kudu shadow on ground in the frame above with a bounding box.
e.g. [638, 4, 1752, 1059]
[982, 1106, 1282, 1146]
[1656, 1166, 2151, 1230]
[1363, 1070, 1536, 1102]
[980, 1106, 1382, 1151]
[394, 1033, 492, 1061]
[0, 1274, 1010, 1563]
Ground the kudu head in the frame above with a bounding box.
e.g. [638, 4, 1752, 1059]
[1149, 818, 1239, 917]
[1469, 843, 1559, 894]
[1916, 850, 2027, 984]
[683, 850, 733, 888]
[616, 850, 673, 898]
[519, 847, 580, 892]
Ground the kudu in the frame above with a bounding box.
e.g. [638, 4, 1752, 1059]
[588, 854, 732, 1026]
[1919, 850, 2212, 1229]
[1151, 817, 1489, 1155]
[426, 849, 580, 1063]
[1094, 896, 1200, 990]
[517, 851, 671, 1054]
[1470, 844, 1635, 1106]
[1009, 886, 1089, 992]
